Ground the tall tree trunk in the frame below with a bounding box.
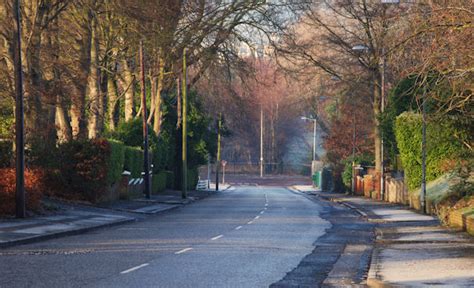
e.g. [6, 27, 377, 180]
[107, 75, 119, 131]
[373, 72, 382, 174]
[120, 58, 135, 122]
[87, 15, 100, 139]
[153, 55, 164, 135]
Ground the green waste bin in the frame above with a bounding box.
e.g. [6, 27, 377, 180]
[312, 171, 322, 188]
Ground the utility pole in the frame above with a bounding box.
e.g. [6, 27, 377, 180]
[181, 48, 187, 199]
[215, 114, 221, 191]
[380, 50, 386, 201]
[260, 107, 264, 178]
[14, 0, 25, 218]
[351, 113, 356, 195]
[140, 40, 151, 199]
[421, 91, 427, 214]
[312, 119, 317, 162]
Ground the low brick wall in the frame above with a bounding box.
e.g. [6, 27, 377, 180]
[385, 177, 408, 205]
[449, 208, 474, 236]
[466, 216, 474, 236]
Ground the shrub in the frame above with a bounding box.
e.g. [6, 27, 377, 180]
[341, 154, 374, 190]
[52, 139, 125, 203]
[395, 112, 464, 191]
[124, 146, 144, 178]
[164, 170, 174, 189]
[0, 168, 45, 215]
[187, 168, 199, 190]
[152, 171, 167, 194]
[107, 140, 125, 185]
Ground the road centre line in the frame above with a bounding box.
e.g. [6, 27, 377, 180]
[247, 220, 254, 224]
[235, 226, 242, 230]
[254, 216, 260, 220]
[260, 211, 264, 214]
[211, 235, 224, 241]
[120, 263, 149, 274]
[175, 248, 193, 254]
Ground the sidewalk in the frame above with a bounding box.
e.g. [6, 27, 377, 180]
[294, 186, 474, 287]
[0, 186, 229, 248]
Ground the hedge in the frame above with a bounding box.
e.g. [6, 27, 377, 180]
[124, 146, 144, 178]
[50, 139, 126, 203]
[107, 140, 125, 185]
[187, 168, 199, 190]
[152, 171, 167, 194]
[395, 112, 463, 191]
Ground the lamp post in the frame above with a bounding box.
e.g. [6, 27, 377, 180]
[14, 0, 25, 218]
[352, 43, 386, 200]
[301, 116, 317, 175]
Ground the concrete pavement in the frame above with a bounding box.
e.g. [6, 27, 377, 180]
[294, 185, 474, 287]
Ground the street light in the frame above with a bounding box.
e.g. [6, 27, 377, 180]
[352, 43, 387, 200]
[14, 0, 25, 218]
[301, 116, 317, 165]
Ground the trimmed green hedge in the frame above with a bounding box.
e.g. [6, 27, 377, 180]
[124, 146, 143, 178]
[152, 171, 167, 194]
[107, 140, 125, 185]
[187, 168, 199, 190]
[395, 112, 463, 191]
[52, 139, 125, 202]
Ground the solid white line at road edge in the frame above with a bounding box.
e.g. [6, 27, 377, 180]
[120, 263, 149, 274]
[211, 235, 224, 240]
[175, 248, 193, 254]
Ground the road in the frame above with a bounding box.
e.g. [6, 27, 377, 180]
[0, 186, 334, 288]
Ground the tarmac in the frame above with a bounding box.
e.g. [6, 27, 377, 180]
[0, 185, 229, 248]
[293, 185, 474, 287]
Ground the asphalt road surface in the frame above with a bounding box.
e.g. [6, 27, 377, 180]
[0, 186, 332, 288]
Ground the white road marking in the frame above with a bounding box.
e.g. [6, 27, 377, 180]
[247, 220, 254, 224]
[175, 248, 193, 254]
[265, 203, 268, 207]
[260, 211, 264, 214]
[254, 216, 260, 220]
[120, 263, 149, 274]
[235, 226, 242, 230]
[211, 235, 224, 241]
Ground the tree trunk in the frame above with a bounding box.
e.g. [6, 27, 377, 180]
[153, 56, 164, 135]
[87, 15, 100, 139]
[373, 71, 382, 173]
[121, 59, 135, 122]
[107, 75, 119, 131]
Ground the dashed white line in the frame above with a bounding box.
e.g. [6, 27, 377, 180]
[120, 263, 149, 274]
[211, 234, 224, 241]
[175, 248, 193, 254]
[265, 203, 268, 207]
[260, 211, 265, 214]
[235, 226, 242, 230]
[254, 216, 260, 220]
[247, 220, 254, 224]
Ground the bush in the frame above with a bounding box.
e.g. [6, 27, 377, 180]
[0, 141, 12, 168]
[164, 170, 174, 189]
[0, 168, 44, 215]
[341, 154, 374, 190]
[395, 112, 464, 191]
[51, 139, 125, 203]
[187, 168, 199, 190]
[124, 146, 144, 178]
[107, 140, 126, 185]
[152, 171, 167, 194]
